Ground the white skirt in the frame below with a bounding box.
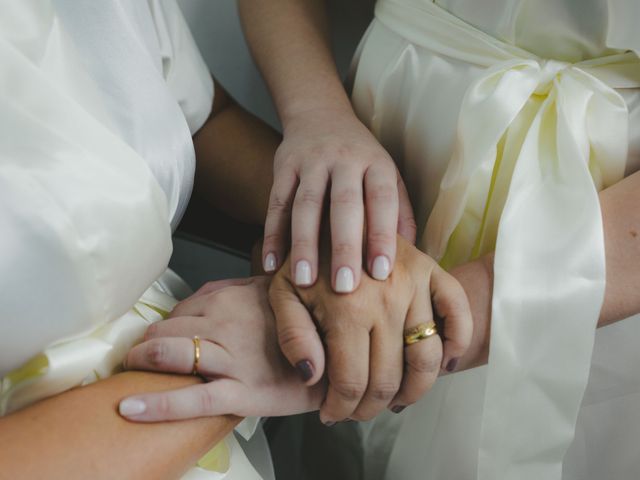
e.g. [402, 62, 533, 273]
[349, 1, 640, 479]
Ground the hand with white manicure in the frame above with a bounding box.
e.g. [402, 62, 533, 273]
[261, 108, 417, 293]
[269, 235, 474, 425]
[119, 277, 324, 422]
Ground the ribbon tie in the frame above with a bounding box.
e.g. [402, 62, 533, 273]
[375, 1, 640, 479]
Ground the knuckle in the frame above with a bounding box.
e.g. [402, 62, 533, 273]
[368, 229, 395, 247]
[156, 394, 172, 417]
[407, 351, 441, 374]
[268, 193, 292, 215]
[367, 182, 396, 203]
[331, 187, 361, 206]
[263, 232, 284, 247]
[296, 187, 324, 208]
[278, 325, 313, 352]
[332, 380, 367, 401]
[199, 388, 216, 414]
[146, 341, 169, 368]
[368, 382, 399, 402]
[291, 238, 314, 251]
[332, 241, 356, 257]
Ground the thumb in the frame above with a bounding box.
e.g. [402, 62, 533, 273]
[269, 277, 325, 386]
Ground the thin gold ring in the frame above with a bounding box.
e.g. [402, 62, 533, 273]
[403, 320, 438, 346]
[192, 335, 201, 376]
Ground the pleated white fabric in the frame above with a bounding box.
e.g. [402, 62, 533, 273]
[350, 1, 640, 479]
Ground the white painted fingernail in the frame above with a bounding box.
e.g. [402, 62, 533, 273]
[335, 267, 355, 293]
[295, 260, 312, 286]
[264, 252, 277, 272]
[119, 398, 146, 417]
[371, 256, 391, 280]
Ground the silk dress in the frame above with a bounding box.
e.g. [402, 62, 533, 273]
[0, 1, 266, 478]
[349, 1, 640, 479]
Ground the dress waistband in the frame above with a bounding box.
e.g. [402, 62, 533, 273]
[375, 0, 640, 89]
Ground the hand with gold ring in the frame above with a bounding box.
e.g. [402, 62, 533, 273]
[269, 234, 474, 423]
[119, 276, 325, 422]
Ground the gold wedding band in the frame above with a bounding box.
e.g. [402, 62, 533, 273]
[192, 335, 201, 376]
[403, 321, 438, 346]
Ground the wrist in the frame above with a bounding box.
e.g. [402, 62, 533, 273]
[280, 96, 355, 128]
[449, 254, 494, 371]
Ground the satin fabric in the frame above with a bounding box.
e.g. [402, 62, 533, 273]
[0, 270, 263, 480]
[350, 1, 640, 479]
[0, 0, 213, 375]
[0, 2, 266, 478]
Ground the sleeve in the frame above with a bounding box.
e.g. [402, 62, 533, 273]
[148, 0, 215, 135]
[0, 33, 173, 375]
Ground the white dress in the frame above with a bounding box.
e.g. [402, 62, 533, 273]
[350, 1, 640, 479]
[0, 1, 266, 478]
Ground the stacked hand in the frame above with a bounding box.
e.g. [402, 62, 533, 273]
[261, 109, 417, 292]
[269, 235, 473, 423]
[119, 277, 324, 421]
[119, 240, 486, 423]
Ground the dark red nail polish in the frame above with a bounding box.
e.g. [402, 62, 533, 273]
[296, 360, 314, 382]
[392, 405, 406, 414]
[446, 358, 459, 372]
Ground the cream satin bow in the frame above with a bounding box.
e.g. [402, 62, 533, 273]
[376, 1, 640, 479]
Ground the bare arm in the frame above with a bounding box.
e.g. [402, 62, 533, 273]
[191, 80, 280, 225]
[239, 0, 416, 291]
[238, 0, 351, 124]
[454, 169, 640, 371]
[0, 372, 239, 480]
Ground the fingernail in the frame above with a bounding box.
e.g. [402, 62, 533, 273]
[264, 252, 277, 272]
[323, 421, 336, 427]
[295, 260, 312, 286]
[391, 405, 406, 414]
[119, 398, 146, 417]
[335, 267, 354, 293]
[371, 256, 390, 280]
[446, 358, 459, 372]
[295, 359, 314, 382]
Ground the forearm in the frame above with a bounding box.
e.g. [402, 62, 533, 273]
[0, 371, 239, 480]
[452, 170, 640, 371]
[238, 0, 353, 125]
[599, 169, 640, 326]
[192, 81, 279, 225]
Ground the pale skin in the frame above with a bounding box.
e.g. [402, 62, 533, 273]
[120, 170, 640, 424]
[238, 0, 417, 292]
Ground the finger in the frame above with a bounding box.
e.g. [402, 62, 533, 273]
[330, 165, 364, 293]
[320, 325, 370, 424]
[263, 168, 298, 274]
[192, 277, 253, 298]
[390, 285, 442, 412]
[431, 266, 473, 372]
[364, 164, 399, 281]
[351, 324, 403, 421]
[396, 172, 417, 244]
[119, 379, 246, 422]
[290, 167, 329, 287]
[124, 337, 232, 378]
[269, 277, 325, 385]
[143, 315, 210, 341]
